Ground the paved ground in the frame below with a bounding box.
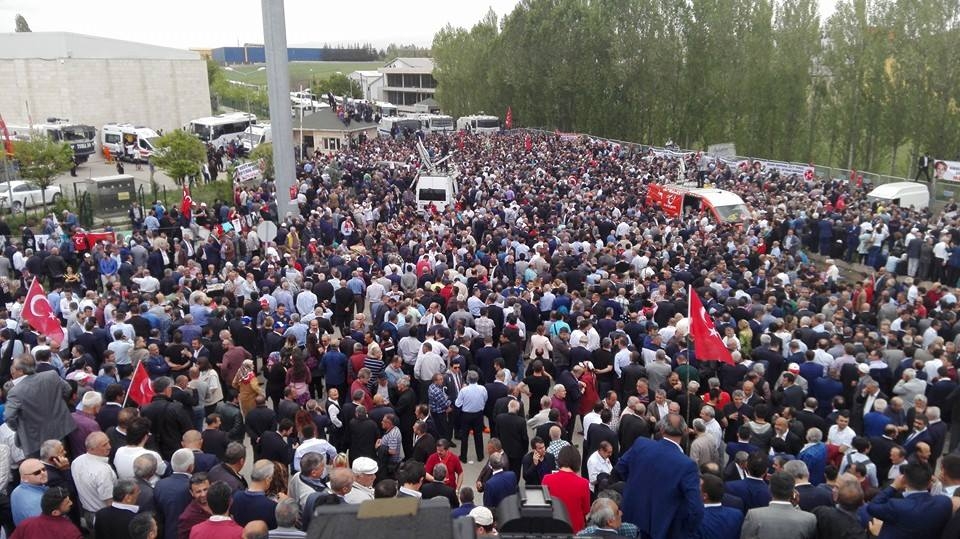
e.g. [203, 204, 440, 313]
[55, 154, 180, 204]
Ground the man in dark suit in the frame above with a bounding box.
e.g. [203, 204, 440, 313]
[141, 377, 194, 461]
[484, 376, 509, 436]
[769, 417, 804, 456]
[96, 385, 126, 431]
[783, 460, 832, 511]
[348, 406, 380, 464]
[95, 479, 140, 538]
[410, 421, 436, 463]
[811, 481, 868, 539]
[521, 437, 556, 486]
[926, 407, 948, 465]
[481, 453, 517, 509]
[698, 474, 744, 539]
[795, 398, 829, 439]
[154, 448, 195, 539]
[869, 424, 900, 483]
[618, 400, 650, 452]
[585, 409, 620, 468]
[775, 373, 806, 411]
[258, 419, 295, 465]
[615, 413, 703, 539]
[866, 463, 951, 538]
[534, 410, 561, 442]
[419, 463, 459, 508]
[495, 400, 528, 479]
[724, 452, 772, 512]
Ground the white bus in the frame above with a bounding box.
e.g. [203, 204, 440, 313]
[457, 114, 501, 134]
[416, 114, 455, 134]
[186, 112, 257, 148]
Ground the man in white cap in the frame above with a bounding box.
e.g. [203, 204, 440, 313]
[468, 506, 497, 536]
[344, 457, 378, 503]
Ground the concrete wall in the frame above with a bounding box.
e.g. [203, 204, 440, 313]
[0, 57, 211, 135]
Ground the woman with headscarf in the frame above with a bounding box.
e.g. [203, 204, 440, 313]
[233, 359, 261, 415]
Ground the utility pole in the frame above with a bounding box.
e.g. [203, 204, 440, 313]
[261, 0, 298, 219]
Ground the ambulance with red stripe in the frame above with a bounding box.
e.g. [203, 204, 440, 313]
[646, 184, 750, 224]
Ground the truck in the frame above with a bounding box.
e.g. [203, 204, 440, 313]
[6, 118, 97, 163]
[412, 139, 458, 212]
[415, 114, 455, 134]
[457, 114, 501, 134]
[101, 124, 161, 162]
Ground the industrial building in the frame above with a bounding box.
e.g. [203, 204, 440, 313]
[379, 57, 437, 112]
[211, 44, 377, 64]
[0, 32, 211, 134]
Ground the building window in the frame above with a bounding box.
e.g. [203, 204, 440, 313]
[386, 74, 403, 87]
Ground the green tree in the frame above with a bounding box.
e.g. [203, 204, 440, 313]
[14, 14, 30, 32]
[151, 130, 207, 186]
[10, 135, 73, 210]
[249, 143, 274, 181]
[312, 73, 361, 99]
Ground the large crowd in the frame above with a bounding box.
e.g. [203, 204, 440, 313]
[0, 129, 959, 539]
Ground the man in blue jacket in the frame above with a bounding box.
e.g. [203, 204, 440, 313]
[615, 413, 703, 539]
[866, 462, 951, 538]
[698, 474, 743, 539]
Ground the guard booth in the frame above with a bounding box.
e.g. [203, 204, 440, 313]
[77, 175, 136, 215]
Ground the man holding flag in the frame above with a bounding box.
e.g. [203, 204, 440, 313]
[687, 286, 734, 366]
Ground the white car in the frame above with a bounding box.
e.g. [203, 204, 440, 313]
[0, 181, 63, 212]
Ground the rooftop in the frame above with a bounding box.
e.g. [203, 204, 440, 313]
[295, 108, 378, 133]
[0, 32, 201, 61]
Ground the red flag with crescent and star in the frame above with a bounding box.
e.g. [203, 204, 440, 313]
[688, 286, 734, 365]
[181, 184, 193, 217]
[126, 361, 155, 406]
[21, 278, 65, 343]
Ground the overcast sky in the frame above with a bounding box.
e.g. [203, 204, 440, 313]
[0, 0, 839, 50]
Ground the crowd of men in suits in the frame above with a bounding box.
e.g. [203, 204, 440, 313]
[3, 130, 960, 538]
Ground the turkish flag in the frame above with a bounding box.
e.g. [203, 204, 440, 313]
[0, 114, 13, 158]
[505, 107, 513, 130]
[688, 286, 734, 365]
[126, 362, 155, 406]
[22, 278, 65, 344]
[181, 184, 193, 217]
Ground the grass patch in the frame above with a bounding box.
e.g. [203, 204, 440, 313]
[222, 61, 383, 89]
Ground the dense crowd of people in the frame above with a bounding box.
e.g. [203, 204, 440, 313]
[0, 130, 959, 539]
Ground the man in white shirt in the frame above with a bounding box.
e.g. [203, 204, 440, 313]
[586, 441, 613, 491]
[293, 427, 337, 474]
[113, 418, 167, 480]
[71, 431, 118, 522]
[827, 412, 855, 452]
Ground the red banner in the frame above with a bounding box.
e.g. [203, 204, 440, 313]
[646, 184, 683, 218]
[505, 107, 513, 130]
[72, 231, 117, 251]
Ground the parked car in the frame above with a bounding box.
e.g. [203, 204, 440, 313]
[0, 181, 62, 212]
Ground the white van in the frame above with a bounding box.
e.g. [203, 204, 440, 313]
[101, 124, 161, 162]
[457, 114, 501, 134]
[414, 175, 458, 212]
[378, 116, 422, 138]
[241, 124, 271, 152]
[867, 182, 930, 210]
